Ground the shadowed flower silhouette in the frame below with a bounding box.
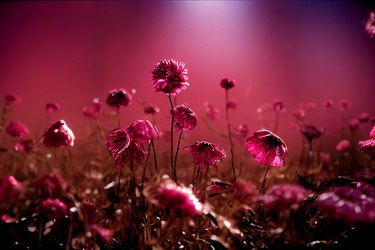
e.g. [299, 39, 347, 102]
[184, 141, 226, 169]
[299, 124, 325, 142]
[173, 104, 197, 131]
[151, 59, 189, 95]
[106, 88, 132, 108]
[272, 99, 286, 112]
[5, 121, 29, 137]
[220, 78, 236, 90]
[43, 120, 75, 148]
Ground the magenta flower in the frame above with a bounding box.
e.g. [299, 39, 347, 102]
[173, 104, 197, 131]
[291, 108, 306, 122]
[83, 98, 101, 119]
[299, 124, 325, 142]
[151, 59, 189, 95]
[226, 99, 237, 110]
[220, 78, 235, 90]
[91, 224, 112, 243]
[371, 125, 375, 139]
[358, 112, 370, 123]
[272, 99, 286, 112]
[4, 93, 22, 105]
[155, 180, 203, 217]
[204, 102, 220, 121]
[320, 152, 331, 167]
[45, 102, 61, 115]
[349, 119, 360, 132]
[39, 198, 68, 220]
[184, 141, 226, 169]
[144, 104, 160, 114]
[43, 120, 75, 148]
[260, 184, 309, 211]
[245, 130, 288, 167]
[126, 120, 158, 144]
[14, 139, 34, 153]
[235, 123, 249, 139]
[323, 99, 333, 109]
[336, 140, 350, 153]
[316, 182, 375, 224]
[0, 176, 23, 205]
[365, 11, 375, 38]
[358, 139, 375, 157]
[32, 171, 67, 197]
[232, 179, 258, 205]
[305, 101, 316, 111]
[5, 121, 29, 137]
[106, 88, 132, 108]
[339, 99, 351, 111]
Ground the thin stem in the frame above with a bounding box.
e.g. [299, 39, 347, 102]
[259, 165, 270, 194]
[141, 142, 152, 190]
[305, 141, 312, 177]
[225, 90, 236, 183]
[173, 130, 183, 180]
[168, 94, 175, 182]
[151, 139, 158, 172]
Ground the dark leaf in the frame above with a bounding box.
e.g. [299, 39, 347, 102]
[327, 176, 354, 187]
[296, 172, 316, 190]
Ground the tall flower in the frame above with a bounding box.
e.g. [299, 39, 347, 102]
[127, 120, 158, 144]
[43, 120, 75, 148]
[5, 121, 29, 137]
[151, 59, 189, 95]
[0, 176, 23, 205]
[173, 105, 197, 131]
[184, 141, 226, 169]
[106, 88, 132, 108]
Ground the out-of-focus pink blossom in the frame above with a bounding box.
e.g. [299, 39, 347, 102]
[291, 108, 306, 122]
[32, 171, 67, 197]
[5, 121, 29, 137]
[173, 104, 197, 131]
[235, 123, 249, 139]
[91, 224, 112, 243]
[299, 124, 325, 142]
[339, 99, 351, 111]
[220, 78, 236, 90]
[226, 99, 237, 110]
[358, 139, 375, 157]
[336, 140, 350, 153]
[365, 11, 375, 38]
[232, 179, 258, 205]
[4, 93, 22, 105]
[0, 176, 23, 205]
[39, 198, 68, 220]
[349, 119, 360, 132]
[45, 102, 61, 115]
[370, 116, 375, 125]
[245, 130, 288, 167]
[260, 184, 309, 211]
[80, 201, 101, 224]
[43, 120, 75, 148]
[126, 120, 158, 144]
[370, 125, 375, 139]
[83, 98, 101, 119]
[204, 102, 220, 121]
[106, 88, 132, 108]
[305, 101, 316, 111]
[144, 104, 160, 114]
[358, 112, 370, 123]
[14, 139, 34, 153]
[323, 99, 333, 109]
[320, 152, 331, 167]
[316, 181, 375, 224]
[151, 59, 189, 95]
[154, 180, 202, 217]
[272, 99, 286, 112]
[184, 141, 226, 169]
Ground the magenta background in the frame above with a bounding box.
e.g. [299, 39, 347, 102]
[0, 1, 374, 152]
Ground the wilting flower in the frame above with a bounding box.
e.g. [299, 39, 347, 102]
[39, 198, 68, 220]
[0, 176, 23, 205]
[358, 139, 375, 157]
[365, 11, 375, 38]
[336, 140, 350, 153]
[245, 130, 288, 167]
[305, 101, 316, 111]
[14, 139, 34, 153]
[4, 93, 22, 105]
[272, 99, 286, 112]
[371, 125, 375, 139]
[226, 99, 237, 110]
[154, 180, 203, 217]
[184, 141, 226, 169]
[173, 104, 197, 131]
[204, 102, 220, 121]
[91, 224, 112, 243]
[260, 184, 309, 211]
[349, 119, 360, 132]
[316, 181, 375, 224]
[358, 112, 370, 123]
[220, 78, 235, 90]
[5, 121, 29, 137]
[32, 171, 67, 197]
[46, 102, 61, 115]
[126, 120, 158, 144]
[83, 98, 101, 119]
[106, 88, 132, 108]
[144, 104, 160, 114]
[232, 179, 258, 205]
[300, 124, 324, 142]
[151, 59, 189, 95]
[323, 99, 333, 109]
[339, 99, 351, 111]
[43, 120, 75, 148]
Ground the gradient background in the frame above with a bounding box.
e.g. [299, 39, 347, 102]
[0, 1, 374, 153]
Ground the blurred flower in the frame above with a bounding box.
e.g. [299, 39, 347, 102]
[371, 125, 375, 139]
[173, 104, 197, 131]
[204, 102, 220, 121]
[245, 129, 288, 167]
[339, 99, 351, 111]
[316, 181, 375, 224]
[232, 179, 258, 205]
[358, 139, 375, 157]
[184, 141, 226, 169]
[0, 176, 23, 205]
[323, 99, 333, 109]
[5, 121, 29, 137]
[14, 139, 34, 153]
[291, 108, 306, 122]
[220, 78, 235, 90]
[272, 99, 286, 112]
[235, 123, 249, 139]
[151, 59, 189, 95]
[154, 180, 202, 217]
[39, 198, 68, 220]
[91, 224, 112, 243]
[358, 112, 370, 123]
[45, 102, 61, 115]
[83, 98, 101, 119]
[365, 11, 375, 38]
[106, 88, 132, 108]
[320, 152, 331, 167]
[4, 93, 22, 105]
[127, 120, 158, 144]
[143, 104, 160, 114]
[371, 116, 375, 125]
[349, 119, 360, 132]
[305, 101, 316, 111]
[32, 171, 67, 197]
[260, 184, 309, 211]
[226, 99, 237, 110]
[336, 140, 350, 153]
[300, 124, 325, 142]
[43, 120, 75, 148]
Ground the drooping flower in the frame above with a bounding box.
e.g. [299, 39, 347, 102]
[260, 184, 309, 211]
[358, 112, 370, 123]
[91, 224, 113, 243]
[204, 102, 220, 121]
[220, 78, 236, 90]
[45, 102, 61, 115]
[144, 104, 160, 114]
[315, 181, 375, 224]
[323, 99, 333, 109]
[358, 139, 375, 157]
[173, 104, 197, 131]
[336, 140, 350, 153]
[39, 198, 68, 220]
[126, 120, 158, 144]
[365, 11, 375, 38]
[349, 119, 360, 132]
[32, 171, 68, 197]
[42, 120, 75, 148]
[226, 99, 237, 110]
[370, 125, 375, 139]
[272, 99, 286, 112]
[151, 59, 189, 95]
[105, 129, 130, 168]
[184, 141, 226, 169]
[232, 179, 258, 205]
[5, 121, 29, 137]
[106, 88, 132, 108]
[245, 130, 288, 167]
[14, 139, 34, 153]
[299, 124, 325, 142]
[4, 93, 22, 105]
[0, 176, 23, 205]
[83, 98, 101, 119]
[154, 180, 203, 217]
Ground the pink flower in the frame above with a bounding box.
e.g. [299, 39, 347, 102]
[291, 108, 306, 122]
[42, 120, 75, 148]
[305, 101, 316, 111]
[336, 140, 350, 153]
[184, 141, 226, 169]
[320, 152, 331, 167]
[226, 99, 237, 110]
[83, 98, 101, 119]
[173, 104, 197, 131]
[232, 179, 258, 205]
[245, 130, 288, 167]
[365, 11, 375, 38]
[144, 104, 160, 114]
[235, 123, 249, 139]
[5, 121, 29, 137]
[299, 124, 325, 142]
[272, 99, 286, 112]
[32, 171, 67, 197]
[349, 119, 360, 132]
[106, 88, 132, 108]
[155, 180, 202, 217]
[316, 182, 375, 224]
[151, 59, 189, 95]
[126, 120, 158, 144]
[4, 93, 22, 105]
[358, 139, 375, 157]
[260, 184, 309, 211]
[339, 99, 351, 111]
[0, 176, 23, 205]
[358, 112, 370, 123]
[45, 102, 61, 115]
[14, 139, 34, 153]
[370, 125, 375, 139]
[204, 102, 220, 121]
[91, 224, 112, 243]
[323, 99, 333, 109]
[220, 78, 236, 90]
[39, 198, 68, 220]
